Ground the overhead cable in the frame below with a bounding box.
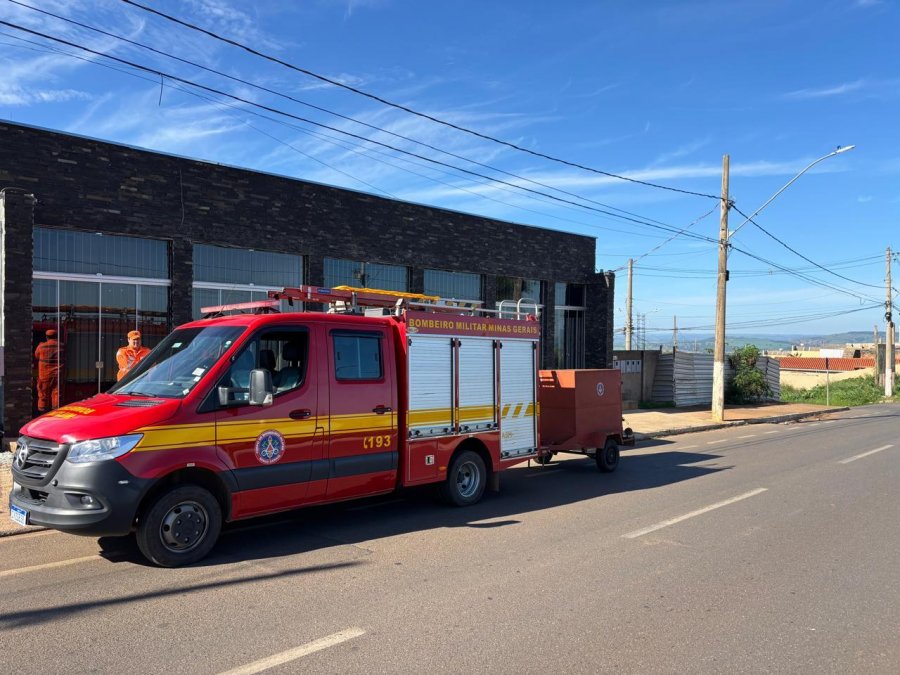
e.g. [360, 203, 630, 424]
[118, 0, 721, 201]
[0, 18, 722, 244]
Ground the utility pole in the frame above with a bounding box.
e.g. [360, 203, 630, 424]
[625, 258, 633, 350]
[673, 315, 678, 351]
[886, 247, 895, 397]
[712, 154, 730, 422]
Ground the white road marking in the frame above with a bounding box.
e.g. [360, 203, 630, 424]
[838, 445, 894, 465]
[677, 445, 698, 450]
[762, 430, 780, 435]
[623, 488, 769, 539]
[0, 554, 97, 579]
[706, 439, 727, 445]
[219, 628, 366, 675]
[737, 434, 756, 439]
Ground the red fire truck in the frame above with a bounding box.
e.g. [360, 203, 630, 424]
[10, 286, 632, 567]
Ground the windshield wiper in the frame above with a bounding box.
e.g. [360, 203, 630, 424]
[119, 390, 157, 398]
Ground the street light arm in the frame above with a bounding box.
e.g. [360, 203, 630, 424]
[729, 146, 855, 239]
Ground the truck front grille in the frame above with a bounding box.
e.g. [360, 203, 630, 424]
[12, 436, 67, 485]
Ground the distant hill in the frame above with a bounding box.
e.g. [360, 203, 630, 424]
[614, 330, 886, 353]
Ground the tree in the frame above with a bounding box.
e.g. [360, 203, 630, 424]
[726, 344, 772, 404]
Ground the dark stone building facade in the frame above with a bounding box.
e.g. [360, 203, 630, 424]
[0, 121, 614, 440]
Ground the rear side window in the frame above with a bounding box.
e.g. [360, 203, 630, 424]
[333, 332, 383, 381]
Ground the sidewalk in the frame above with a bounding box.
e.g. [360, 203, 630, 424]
[624, 402, 848, 440]
[0, 401, 849, 537]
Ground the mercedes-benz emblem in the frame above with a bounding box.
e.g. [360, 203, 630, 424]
[15, 440, 29, 469]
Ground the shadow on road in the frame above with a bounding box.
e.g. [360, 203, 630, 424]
[179, 449, 722, 566]
[0, 448, 724, 629]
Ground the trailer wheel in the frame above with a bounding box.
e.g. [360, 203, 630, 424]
[596, 439, 619, 473]
[440, 450, 487, 506]
[136, 485, 222, 567]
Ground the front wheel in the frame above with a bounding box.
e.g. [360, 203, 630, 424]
[439, 450, 487, 506]
[136, 485, 222, 567]
[596, 439, 619, 473]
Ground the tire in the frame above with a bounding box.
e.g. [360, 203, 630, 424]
[596, 439, 619, 473]
[136, 485, 222, 567]
[439, 450, 487, 506]
[535, 451, 554, 465]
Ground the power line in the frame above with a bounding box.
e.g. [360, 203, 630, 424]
[729, 243, 881, 303]
[0, 27, 698, 245]
[0, 18, 722, 246]
[11, 0, 691, 231]
[731, 204, 883, 290]
[119, 0, 721, 201]
[611, 202, 720, 271]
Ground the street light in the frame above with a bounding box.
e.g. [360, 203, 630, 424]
[711, 145, 856, 421]
[730, 145, 856, 239]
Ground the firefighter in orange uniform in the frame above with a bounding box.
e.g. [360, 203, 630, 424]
[116, 330, 151, 381]
[35, 329, 64, 412]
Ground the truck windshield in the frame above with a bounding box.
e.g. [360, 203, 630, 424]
[109, 326, 246, 399]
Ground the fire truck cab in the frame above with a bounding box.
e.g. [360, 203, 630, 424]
[10, 286, 628, 567]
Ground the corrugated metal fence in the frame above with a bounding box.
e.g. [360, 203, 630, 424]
[651, 352, 780, 406]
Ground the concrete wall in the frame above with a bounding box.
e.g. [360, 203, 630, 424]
[613, 349, 660, 408]
[781, 368, 874, 390]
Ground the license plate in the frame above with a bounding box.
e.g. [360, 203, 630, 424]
[10, 504, 28, 527]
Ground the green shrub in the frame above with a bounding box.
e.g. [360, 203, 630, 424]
[781, 376, 890, 407]
[726, 345, 772, 404]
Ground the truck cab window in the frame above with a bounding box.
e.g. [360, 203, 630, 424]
[333, 332, 383, 381]
[220, 329, 309, 405]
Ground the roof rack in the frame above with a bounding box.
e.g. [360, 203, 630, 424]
[269, 285, 538, 318]
[200, 299, 281, 318]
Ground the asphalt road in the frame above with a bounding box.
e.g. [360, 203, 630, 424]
[1, 404, 898, 674]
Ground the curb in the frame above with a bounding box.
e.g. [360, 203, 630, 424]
[633, 407, 849, 441]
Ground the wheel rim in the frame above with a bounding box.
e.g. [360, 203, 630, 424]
[456, 460, 481, 498]
[159, 500, 209, 553]
[605, 447, 618, 465]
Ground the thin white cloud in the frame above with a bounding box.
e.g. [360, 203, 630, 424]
[651, 137, 712, 166]
[784, 79, 866, 99]
[857, 195, 873, 203]
[0, 87, 92, 105]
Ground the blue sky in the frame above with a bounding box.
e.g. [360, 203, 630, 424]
[1, 0, 897, 338]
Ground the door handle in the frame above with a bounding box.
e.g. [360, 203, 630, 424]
[289, 409, 312, 420]
[372, 405, 392, 415]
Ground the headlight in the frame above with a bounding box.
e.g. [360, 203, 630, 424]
[66, 434, 144, 464]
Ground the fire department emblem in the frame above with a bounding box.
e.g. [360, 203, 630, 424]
[255, 430, 285, 465]
[596, 382, 605, 397]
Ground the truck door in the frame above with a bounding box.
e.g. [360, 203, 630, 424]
[214, 325, 325, 518]
[325, 325, 398, 500]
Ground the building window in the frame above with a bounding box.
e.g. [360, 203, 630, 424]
[34, 228, 168, 279]
[496, 277, 541, 317]
[324, 258, 408, 292]
[31, 229, 171, 414]
[554, 282, 585, 368]
[424, 269, 482, 302]
[192, 244, 303, 319]
[193, 244, 301, 286]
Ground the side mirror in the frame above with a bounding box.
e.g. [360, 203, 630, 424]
[248, 369, 274, 406]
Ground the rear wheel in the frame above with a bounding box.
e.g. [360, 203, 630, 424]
[534, 451, 554, 465]
[439, 450, 487, 506]
[136, 485, 222, 567]
[596, 439, 619, 473]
